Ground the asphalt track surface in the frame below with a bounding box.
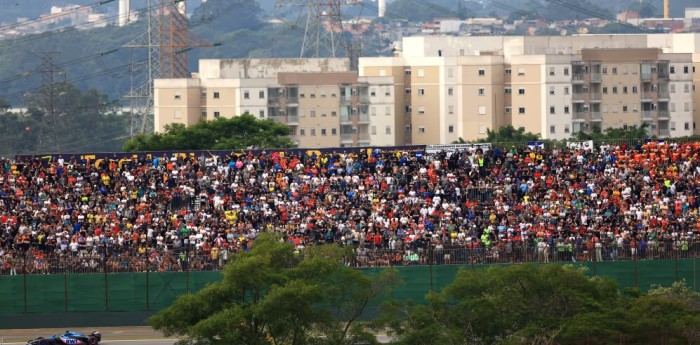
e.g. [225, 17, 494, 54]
[0, 327, 393, 344]
[0, 327, 175, 345]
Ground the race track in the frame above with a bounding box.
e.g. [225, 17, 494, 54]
[2, 340, 176, 345]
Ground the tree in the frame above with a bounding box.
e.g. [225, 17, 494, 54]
[381, 265, 700, 345]
[149, 234, 397, 345]
[476, 125, 541, 143]
[574, 122, 650, 142]
[123, 114, 296, 152]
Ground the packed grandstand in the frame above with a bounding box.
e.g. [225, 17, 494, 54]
[1, 140, 699, 274]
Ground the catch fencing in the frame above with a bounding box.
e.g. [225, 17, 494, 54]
[0, 243, 697, 314]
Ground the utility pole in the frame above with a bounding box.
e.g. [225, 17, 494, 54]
[36, 51, 63, 153]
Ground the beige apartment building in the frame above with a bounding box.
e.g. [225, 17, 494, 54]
[155, 34, 700, 147]
[154, 58, 398, 148]
[359, 34, 700, 144]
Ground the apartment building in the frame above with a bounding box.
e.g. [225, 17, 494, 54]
[155, 34, 700, 147]
[358, 34, 699, 144]
[154, 58, 397, 148]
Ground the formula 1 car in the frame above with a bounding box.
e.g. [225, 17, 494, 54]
[26, 330, 101, 345]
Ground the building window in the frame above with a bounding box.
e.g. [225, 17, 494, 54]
[448, 105, 454, 114]
[564, 87, 569, 95]
[565, 125, 570, 133]
[564, 67, 569, 76]
[321, 112, 327, 117]
[406, 106, 412, 113]
[385, 87, 391, 96]
[685, 122, 690, 130]
[684, 66, 689, 74]
[549, 87, 555, 95]
[385, 106, 391, 116]
[321, 128, 327, 136]
[404, 69, 411, 75]
[603, 86, 608, 94]
[550, 106, 555, 114]
[385, 126, 391, 134]
[174, 93, 181, 100]
[670, 66, 675, 74]
[300, 129, 305, 136]
[201, 111, 206, 118]
[310, 110, 316, 117]
[505, 68, 511, 75]
[201, 91, 206, 98]
[405, 88, 411, 94]
[478, 88, 485, 95]
[417, 89, 425, 95]
[505, 106, 511, 113]
[310, 93, 316, 98]
[478, 69, 485, 76]
[623, 86, 628, 94]
[405, 125, 411, 132]
[448, 87, 453, 96]
[448, 125, 454, 133]
[370, 88, 376, 97]
[259, 110, 265, 118]
[632, 86, 638, 94]
[418, 126, 425, 134]
[549, 67, 555, 76]
[671, 103, 676, 112]
[564, 106, 570, 114]
[505, 87, 512, 94]
[320, 91, 326, 98]
[371, 107, 376, 116]
[300, 93, 305, 98]
[332, 128, 337, 135]
[479, 125, 487, 134]
[685, 103, 690, 111]
[518, 88, 525, 95]
[612, 105, 618, 113]
[518, 107, 525, 114]
[517, 68, 525, 76]
[684, 84, 690, 93]
[602, 67, 608, 74]
[612, 86, 618, 94]
[612, 67, 617, 75]
[214, 111, 220, 117]
[310, 128, 316, 136]
[331, 111, 337, 117]
[417, 69, 425, 77]
[244, 91, 250, 99]
[259, 91, 265, 99]
[371, 126, 377, 135]
[213, 92, 220, 99]
[671, 84, 676, 93]
[550, 125, 555, 134]
[418, 106, 425, 115]
[173, 110, 182, 119]
[478, 106, 486, 115]
[623, 105, 628, 113]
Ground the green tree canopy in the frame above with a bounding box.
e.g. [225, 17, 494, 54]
[476, 125, 541, 143]
[122, 114, 296, 152]
[575, 122, 650, 142]
[149, 234, 397, 345]
[380, 265, 700, 345]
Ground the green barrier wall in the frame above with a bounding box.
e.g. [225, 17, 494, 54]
[0, 259, 697, 328]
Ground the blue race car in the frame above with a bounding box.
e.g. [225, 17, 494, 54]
[26, 330, 101, 345]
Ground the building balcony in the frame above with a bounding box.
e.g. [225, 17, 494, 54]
[340, 96, 353, 104]
[590, 111, 601, 120]
[590, 73, 602, 83]
[358, 113, 370, 123]
[572, 112, 586, 121]
[358, 132, 370, 142]
[641, 72, 652, 82]
[572, 74, 586, 83]
[641, 91, 655, 102]
[658, 110, 670, 119]
[340, 114, 352, 124]
[658, 90, 670, 100]
[286, 96, 299, 105]
[589, 93, 602, 102]
[658, 129, 670, 137]
[340, 133, 354, 142]
[642, 111, 654, 120]
[572, 92, 586, 102]
[358, 95, 370, 104]
[287, 116, 299, 125]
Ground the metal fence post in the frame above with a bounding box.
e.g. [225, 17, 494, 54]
[22, 255, 27, 313]
[633, 250, 638, 289]
[104, 255, 109, 311]
[64, 267, 68, 312]
[146, 255, 150, 311]
[675, 247, 679, 282]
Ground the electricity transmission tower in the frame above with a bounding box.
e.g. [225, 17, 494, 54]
[274, 0, 365, 62]
[36, 51, 65, 153]
[124, 0, 218, 136]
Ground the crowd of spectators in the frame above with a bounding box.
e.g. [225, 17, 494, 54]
[1, 140, 700, 274]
